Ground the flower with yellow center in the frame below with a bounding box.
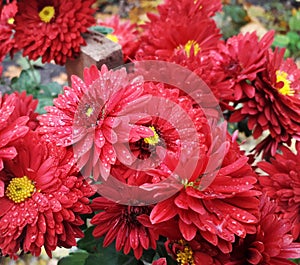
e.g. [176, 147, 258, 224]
[181, 40, 201, 58]
[176, 240, 195, 265]
[86, 107, 94, 117]
[144, 126, 159, 146]
[6, 176, 35, 203]
[39, 6, 55, 23]
[7, 17, 14, 25]
[106, 34, 119, 43]
[276, 70, 295, 96]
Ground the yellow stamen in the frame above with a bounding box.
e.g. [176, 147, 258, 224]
[182, 40, 201, 57]
[39, 6, 55, 23]
[7, 18, 14, 25]
[276, 70, 295, 96]
[176, 240, 195, 265]
[106, 34, 119, 43]
[144, 126, 159, 146]
[86, 107, 94, 117]
[6, 176, 35, 203]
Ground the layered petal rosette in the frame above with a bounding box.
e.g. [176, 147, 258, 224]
[258, 143, 300, 240]
[137, 0, 221, 61]
[230, 48, 300, 157]
[38, 65, 154, 180]
[148, 135, 260, 254]
[0, 132, 94, 258]
[13, 0, 95, 65]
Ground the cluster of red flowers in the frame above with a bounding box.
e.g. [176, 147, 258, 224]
[1, 0, 300, 264]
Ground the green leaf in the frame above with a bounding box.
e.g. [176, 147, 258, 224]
[38, 82, 62, 98]
[273, 34, 290, 48]
[287, 31, 300, 44]
[89, 25, 114, 35]
[36, 97, 54, 114]
[77, 226, 98, 254]
[10, 69, 41, 95]
[58, 251, 89, 265]
[223, 5, 248, 24]
[289, 12, 300, 31]
[16, 56, 44, 70]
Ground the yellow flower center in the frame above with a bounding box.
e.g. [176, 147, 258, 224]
[144, 126, 159, 146]
[39, 6, 55, 23]
[176, 240, 195, 265]
[6, 176, 35, 203]
[106, 34, 119, 43]
[182, 40, 201, 57]
[7, 17, 14, 25]
[86, 107, 94, 117]
[276, 70, 295, 96]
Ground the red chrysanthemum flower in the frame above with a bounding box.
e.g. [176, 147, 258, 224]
[0, 0, 17, 61]
[91, 197, 157, 260]
[149, 135, 260, 254]
[0, 132, 94, 258]
[96, 15, 140, 62]
[38, 64, 154, 180]
[209, 31, 274, 101]
[166, 236, 228, 265]
[13, 0, 95, 65]
[0, 92, 29, 171]
[230, 48, 300, 157]
[95, 80, 213, 205]
[258, 142, 300, 240]
[136, 0, 221, 61]
[225, 196, 300, 265]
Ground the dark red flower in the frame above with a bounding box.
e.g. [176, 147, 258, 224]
[258, 142, 300, 240]
[225, 196, 300, 265]
[91, 197, 157, 259]
[0, 132, 94, 258]
[0, 0, 17, 61]
[13, 0, 95, 65]
[96, 15, 140, 62]
[136, 0, 221, 61]
[38, 64, 154, 180]
[0, 93, 29, 171]
[149, 135, 260, 254]
[209, 31, 274, 101]
[230, 48, 300, 157]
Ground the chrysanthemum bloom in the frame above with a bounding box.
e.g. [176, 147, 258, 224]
[209, 31, 274, 101]
[95, 80, 213, 206]
[91, 197, 157, 259]
[149, 135, 260, 254]
[230, 48, 300, 157]
[96, 15, 140, 62]
[3, 91, 39, 130]
[0, 132, 94, 258]
[136, 0, 221, 61]
[13, 0, 95, 65]
[166, 236, 228, 265]
[225, 196, 300, 265]
[0, 0, 17, 61]
[38, 65, 154, 180]
[258, 143, 300, 240]
[0, 93, 29, 171]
